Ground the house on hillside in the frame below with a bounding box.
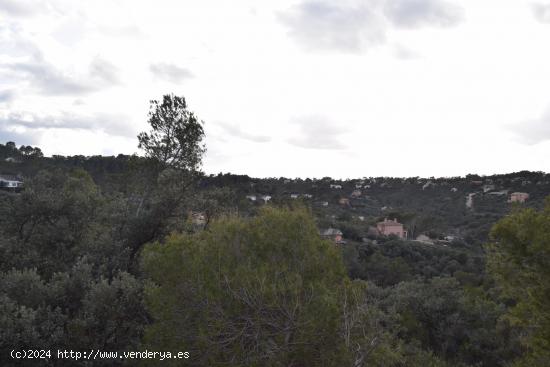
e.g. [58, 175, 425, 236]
[246, 194, 257, 201]
[330, 184, 342, 189]
[488, 190, 508, 196]
[466, 193, 476, 209]
[0, 174, 23, 191]
[189, 211, 206, 226]
[320, 228, 345, 244]
[261, 195, 272, 203]
[509, 192, 529, 203]
[483, 184, 495, 193]
[290, 193, 299, 199]
[377, 218, 407, 239]
[415, 234, 434, 245]
[422, 181, 434, 190]
[339, 198, 350, 206]
[351, 189, 362, 198]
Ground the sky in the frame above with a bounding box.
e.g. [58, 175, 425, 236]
[1, 0, 550, 179]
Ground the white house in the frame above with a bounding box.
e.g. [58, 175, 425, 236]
[330, 184, 342, 189]
[415, 234, 434, 245]
[483, 184, 495, 193]
[261, 195, 272, 202]
[290, 193, 299, 199]
[246, 195, 257, 201]
[422, 181, 434, 190]
[0, 175, 23, 190]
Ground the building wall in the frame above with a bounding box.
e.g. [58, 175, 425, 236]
[377, 222, 406, 238]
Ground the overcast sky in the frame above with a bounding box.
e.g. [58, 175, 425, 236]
[1, 0, 550, 178]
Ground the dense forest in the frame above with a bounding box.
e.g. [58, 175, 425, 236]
[1, 95, 549, 366]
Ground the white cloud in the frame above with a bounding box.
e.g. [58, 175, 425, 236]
[508, 107, 550, 145]
[278, 0, 386, 53]
[287, 116, 348, 150]
[149, 63, 194, 83]
[1, 0, 550, 177]
[216, 122, 271, 143]
[532, 2, 550, 23]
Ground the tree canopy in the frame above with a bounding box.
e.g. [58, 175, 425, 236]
[137, 94, 205, 171]
[141, 207, 348, 366]
[486, 198, 550, 366]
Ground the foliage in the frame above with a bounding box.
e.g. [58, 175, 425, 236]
[137, 94, 205, 171]
[142, 207, 349, 366]
[486, 198, 550, 366]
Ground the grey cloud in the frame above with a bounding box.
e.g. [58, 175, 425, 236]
[100, 24, 146, 38]
[278, 0, 463, 53]
[150, 63, 194, 83]
[0, 90, 16, 103]
[90, 58, 121, 85]
[287, 116, 347, 150]
[384, 0, 464, 28]
[0, 111, 136, 138]
[509, 108, 550, 145]
[0, 128, 41, 146]
[532, 3, 550, 23]
[0, 56, 121, 96]
[217, 122, 271, 143]
[3, 60, 95, 95]
[278, 0, 386, 53]
[0, 24, 43, 58]
[0, 0, 42, 17]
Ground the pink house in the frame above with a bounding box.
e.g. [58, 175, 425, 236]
[377, 218, 407, 239]
[509, 192, 529, 203]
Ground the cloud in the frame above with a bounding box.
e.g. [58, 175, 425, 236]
[509, 108, 550, 144]
[0, 111, 136, 138]
[279, 0, 386, 53]
[89, 57, 121, 85]
[278, 0, 464, 53]
[2, 60, 94, 95]
[0, 0, 44, 17]
[532, 2, 550, 23]
[287, 115, 347, 150]
[0, 90, 16, 103]
[0, 56, 121, 96]
[384, 0, 464, 28]
[216, 122, 271, 143]
[0, 24, 43, 58]
[100, 24, 145, 38]
[393, 43, 420, 59]
[149, 63, 194, 83]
